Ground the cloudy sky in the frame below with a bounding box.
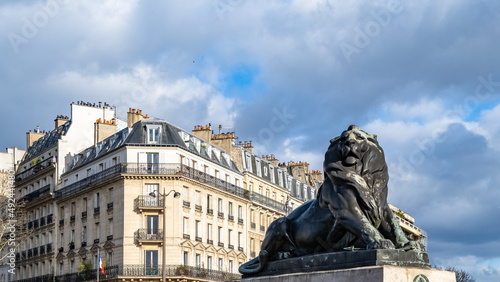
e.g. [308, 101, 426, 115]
[2, 0, 500, 280]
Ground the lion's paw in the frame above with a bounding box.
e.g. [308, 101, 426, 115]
[367, 239, 395, 250]
[402, 240, 424, 252]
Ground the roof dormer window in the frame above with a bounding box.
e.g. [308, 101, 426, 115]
[147, 125, 161, 144]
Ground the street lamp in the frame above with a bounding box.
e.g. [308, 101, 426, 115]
[149, 188, 180, 282]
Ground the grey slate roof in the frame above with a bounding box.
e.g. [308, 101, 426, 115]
[64, 119, 241, 175]
[23, 121, 72, 162]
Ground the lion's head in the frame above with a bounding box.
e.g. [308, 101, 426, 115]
[324, 125, 388, 181]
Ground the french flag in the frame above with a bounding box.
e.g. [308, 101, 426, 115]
[99, 253, 105, 274]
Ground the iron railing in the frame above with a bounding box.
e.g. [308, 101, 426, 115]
[135, 229, 163, 242]
[134, 195, 163, 209]
[121, 264, 240, 281]
[47, 214, 53, 224]
[56, 163, 286, 212]
[15, 158, 55, 183]
[20, 184, 51, 203]
[15, 265, 119, 282]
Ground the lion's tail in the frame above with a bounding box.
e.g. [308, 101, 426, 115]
[238, 250, 269, 275]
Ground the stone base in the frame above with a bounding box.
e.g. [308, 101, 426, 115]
[242, 249, 430, 278]
[239, 265, 456, 282]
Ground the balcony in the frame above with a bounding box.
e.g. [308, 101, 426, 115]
[15, 158, 55, 183]
[33, 219, 39, 228]
[94, 239, 100, 244]
[250, 222, 256, 229]
[40, 245, 45, 255]
[20, 184, 51, 204]
[228, 244, 234, 249]
[120, 264, 240, 281]
[238, 247, 244, 252]
[218, 242, 224, 247]
[183, 201, 191, 208]
[107, 202, 113, 210]
[94, 207, 100, 214]
[58, 247, 63, 253]
[134, 195, 163, 211]
[195, 205, 202, 212]
[28, 221, 33, 229]
[260, 225, 265, 232]
[70, 215, 75, 222]
[28, 249, 33, 258]
[238, 218, 243, 225]
[195, 236, 202, 242]
[218, 212, 224, 219]
[135, 229, 164, 243]
[47, 214, 53, 224]
[33, 248, 38, 256]
[40, 216, 46, 226]
[207, 208, 213, 215]
[59, 219, 64, 226]
[81, 242, 87, 247]
[46, 243, 52, 253]
[107, 235, 113, 241]
[81, 211, 87, 219]
[228, 215, 234, 222]
[207, 239, 213, 245]
[183, 234, 190, 240]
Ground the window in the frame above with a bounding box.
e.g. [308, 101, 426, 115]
[99, 163, 104, 172]
[145, 250, 158, 272]
[207, 224, 212, 241]
[195, 191, 200, 206]
[195, 220, 201, 238]
[218, 226, 223, 243]
[250, 210, 254, 223]
[83, 198, 87, 211]
[147, 125, 161, 144]
[267, 215, 270, 227]
[87, 168, 91, 177]
[270, 166, 274, 182]
[146, 153, 159, 173]
[207, 194, 212, 210]
[218, 198, 223, 213]
[59, 233, 63, 248]
[207, 256, 212, 270]
[215, 170, 220, 178]
[203, 165, 209, 173]
[71, 202, 75, 216]
[228, 229, 232, 246]
[183, 187, 189, 202]
[191, 160, 197, 169]
[183, 251, 189, 266]
[109, 219, 113, 236]
[218, 258, 223, 272]
[238, 232, 242, 248]
[256, 160, 261, 176]
[183, 217, 188, 235]
[94, 193, 100, 208]
[75, 174, 78, 181]
[112, 157, 117, 166]
[70, 261, 74, 273]
[225, 174, 230, 183]
[107, 252, 113, 266]
[228, 202, 233, 217]
[238, 205, 242, 219]
[82, 226, 87, 243]
[229, 260, 233, 273]
[96, 223, 100, 240]
[109, 187, 114, 201]
[195, 254, 201, 268]
[70, 230, 74, 243]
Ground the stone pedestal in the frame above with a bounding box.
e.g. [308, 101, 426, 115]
[239, 265, 456, 282]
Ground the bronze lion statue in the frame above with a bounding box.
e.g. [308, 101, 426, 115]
[239, 125, 423, 275]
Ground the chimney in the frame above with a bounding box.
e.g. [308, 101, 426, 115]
[127, 108, 147, 127]
[54, 115, 69, 129]
[94, 118, 117, 145]
[192, 124, 212, 142]
[26, 127, 45, 149]
[210, 129, 236, 153]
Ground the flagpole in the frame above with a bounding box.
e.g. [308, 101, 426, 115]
[97, 249, 100, 282]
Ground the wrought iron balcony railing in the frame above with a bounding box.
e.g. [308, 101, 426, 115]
[238, 218, 244, 225]
[134, 195, 163, 209]
[250, 222, 256, 229]
[218, 212, 224, 219]
[228, 215, 234, 222]
[15, 158, 55, 183]
[207, 208, 213, 215]
[120, 264, 240, 281]
[195, 204, 202, 212]
[47, 214, 53, 224]
[135, 229, 164, 242]
[20, 184, 51, 203]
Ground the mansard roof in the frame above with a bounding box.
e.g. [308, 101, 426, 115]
[64, 119, 241, 175]
[23, 121, 72, 161]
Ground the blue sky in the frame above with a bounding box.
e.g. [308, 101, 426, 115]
[1, 1, 500, 280]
